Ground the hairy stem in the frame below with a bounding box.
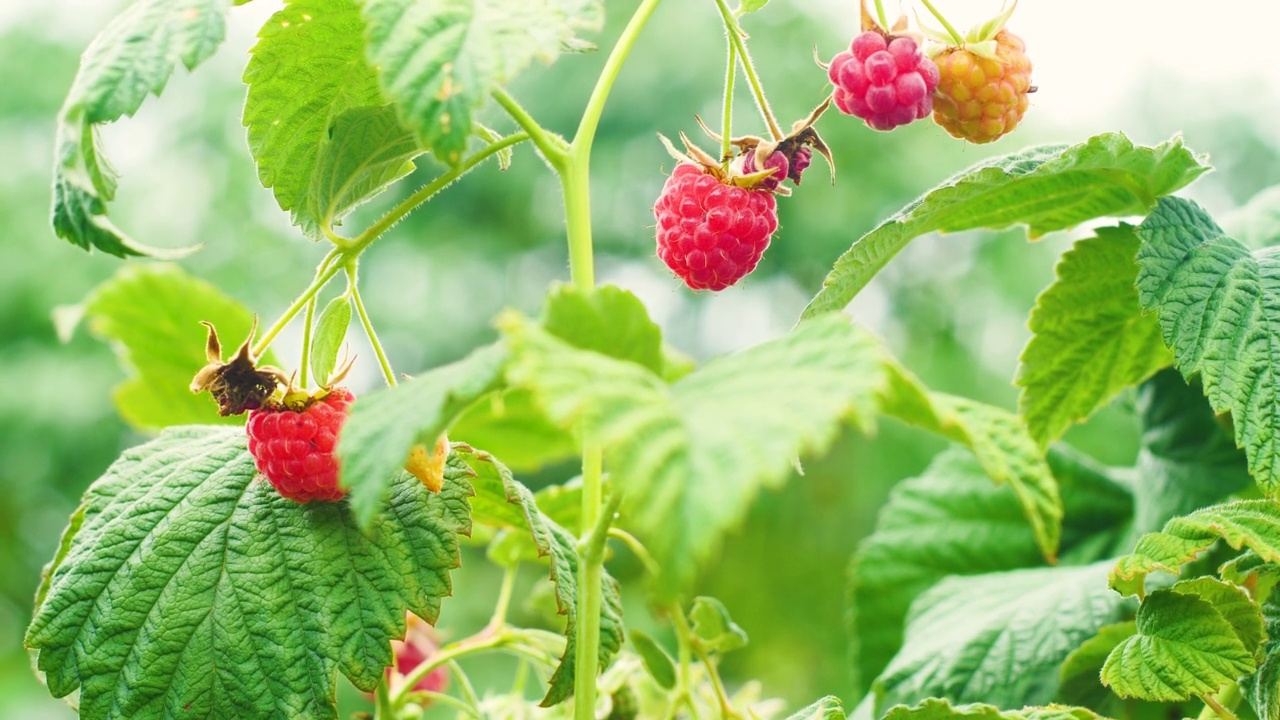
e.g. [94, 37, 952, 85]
[873, 0, 888, 28]
[347, 266, 396, 387]
[492, 88, 568, 168]
[918, 0, 965, 45]
[1198, 683, 1243, 720]
[711, 0, 782, 140]
[489, 565, 519, 629]
[298, 294, 318, 388]
[374, 678, 395, 720]
[721, 40, 736, 167]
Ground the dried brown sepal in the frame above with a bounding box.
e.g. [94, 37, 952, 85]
[190, 320, 290, 416]
[723, 98, 835, 187]
[405, 434, 450, 493]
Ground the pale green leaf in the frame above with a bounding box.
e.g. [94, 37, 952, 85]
[1058, 621, 1138, 710]
[458, 448, 624, 707]
[309, 296, 352, 387]
[689, 596, 748, 654]
[53, 0, 231, 256]
[449, 388, 578, 472]
[307, 105, 421, 234]
[630, 630, 676, 690]
[849, 446, 1131, 690]
[738, 0, 771, 14]
[337, 343, 507, 525]
[1136, 196, 1280, 496]
[1169, 577, 1265, 652]
[882, 698, 1109, 720]
[802, 133, 1209, 317]
[882, 359, 1063, 560]
[502, 312, 884, 597]
[1101, 589, 1255, 701]
[1017, 225, 1173, 446]
[243, 0, 411, 238]
[361, 0, 604, 163]
[25, 426, 470, 720]
[783, 695, 844, 720]
[1223, 185, 1280, 250]
[60, 264, 274, 429]
[1111, 500, 1280, 598]
[871, 560, 1131, 711]
[542, 283, 664, 374]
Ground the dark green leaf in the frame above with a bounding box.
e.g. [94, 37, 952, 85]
[309, 296, 352, 387]
[361, 0, 604, 163]
[57, 264, 274, 429]
[53, 0, 232, 256]
[629, 630, 676, 690]
[337, 343, 506, 526]
[803, 133, 1208, 317]
[25, 426, 470, 720]
[458, 448, 624, 707]
[1136, 196, 1280, 497]
[1017, 225, 1172, 446]
[1101, 589, 1255, 701]
[1243, 593, 1280, 720]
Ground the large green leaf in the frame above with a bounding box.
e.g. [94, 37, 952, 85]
[55, 264, 274, 429]
[243, 0, 420, 238]
[459, 449, 624, 707]
[502, 312, 884, 597]
[541, 283, 664, 374]
[1101, 589, 1257, 701]
[872, 561, 1131, 711]
[1111, 500, 1280, 597]
[881, 360, 1062, 559]
[1136, 196, 1280, 496]
[1058, 621, 1138, 712]
[449, 388, 579, 472]
[337, 342, 507, 526]
[849, 446, 1131, 691]
[360, 0, 604, 163]
[25, 426, 470, 720]
[52, 0, 233, 257]
[1017, 225, 1172, 446]
[1243, 593, 1280, 720]
[882, 698, 1108, 720]
[802, 133, 1208, 317]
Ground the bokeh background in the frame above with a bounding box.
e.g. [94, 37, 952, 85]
[3, 0, 1279, 717]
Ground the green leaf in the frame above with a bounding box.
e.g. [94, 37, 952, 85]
[57, 264, 274, 429]
[882, 698, 1108, 720]
[25, 426, 470, 720]
[1243, 593, 1280, 720]
[738, 0, 771, 14]
[1059, 621, 1138, 710]
[1110, 500, 1280, 598]
[802, 133, 1209, 317]
[458, 448, 624, 707]
[688, 596, 748, 654]
[1223, 185, 1280, 250]
[882, 359, 1063, 560]
[307, 105, 421, 234]
[1017, 225, 1173, 446]
[361, 0, 604, 164]
[849, 446, 1131, 691]
[243, 0, 416, 239]
[449, 388, 579, 472]
[629, 630, 676, 690]
[502, 312, 884, 597]
[542, 284, 664, 374]
[1136, 196, 1280, 497]
[1169, 577, 1265, 652]
[783, 696, 845, 720]
[337, 343, 506, 526]
[872, 560, 1131, 711]
[1101, 589, 1256, 701]
[309, 296, 352, 387]
[52, 0, 232, 256]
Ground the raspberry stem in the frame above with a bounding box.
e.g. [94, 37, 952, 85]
[348, 266, 397, 387]
[373, 679, 395, 720]
[492, 88, 569, 169]
[873, 0, 888, 28]
[720, 41, 736, 168]
[918, 0, 965, 45]
[712, 0, 783, 140]
[298, 293, 318, 389]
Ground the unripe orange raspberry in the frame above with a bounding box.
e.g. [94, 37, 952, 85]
[931, 30, 1032, 143]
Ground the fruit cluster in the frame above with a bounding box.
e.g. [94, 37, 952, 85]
[246, 388, 354, 503]
[829, 32, 940, 131]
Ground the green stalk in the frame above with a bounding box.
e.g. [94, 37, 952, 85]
[721, 41, 736, 168]
[873, 0, 888, 28]
[297, 294, 318, 388]
[374, 679, 395, 720]
[492, 88, 569, 169]
[562, 2, 663, 717]
[711, 0, 782, 140]
[918, 0, 965, 45]
[347, 266, 397, 387]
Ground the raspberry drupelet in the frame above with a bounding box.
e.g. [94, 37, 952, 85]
[246, 388, 354, 503]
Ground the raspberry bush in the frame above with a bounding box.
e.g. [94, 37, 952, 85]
[23, 1, 1280, 720]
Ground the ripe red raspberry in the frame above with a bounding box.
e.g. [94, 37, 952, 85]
[653, 163, 778, 291]
[389, 614, 448, 696]
[932, 30, 1033, 143]
[246, 388, 354, 503]
[829, 32, 939, 131]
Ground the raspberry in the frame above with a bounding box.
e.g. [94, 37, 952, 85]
[389, 614, 448, 696]
[788, 145, 813, 185]
[246, 388, 354, 503]
[653, 163, 778, 291]
[742, 149, 788, 191]
[829, 32, 939, 131]
[931, 30, 1033, 143]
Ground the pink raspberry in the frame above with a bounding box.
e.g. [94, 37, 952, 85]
[246, 388, 354, 503]
[742, 150, 788, 191]
[789, 146, 813, 185]
[829, 32, 939, 131]
[653, 163, 778, 291]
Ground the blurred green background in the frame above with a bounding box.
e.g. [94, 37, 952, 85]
[3, 1, 1279, 717]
